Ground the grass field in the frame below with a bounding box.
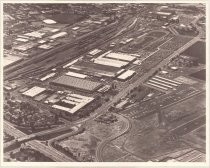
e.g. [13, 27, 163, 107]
[102, 143, 127, 162]
[123, 127, 187, 160]
[163, 92, 205, 130]
[182, 41, 206, 64]
[190, 69, 206, 81]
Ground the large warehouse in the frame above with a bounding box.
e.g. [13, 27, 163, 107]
[71, 60, 122, 78]
[4, 55, 23, 68]
[52, 93, 94, 114]
[104, 52, 136, 62]
[51, 75, 102, 92]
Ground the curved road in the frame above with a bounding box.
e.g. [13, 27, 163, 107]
[95, 113, 131, 162]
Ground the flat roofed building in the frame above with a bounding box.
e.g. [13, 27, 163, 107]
[52, 93, 94, 114]
[89, 49, 102, 56]
[65, 71, 87, 79]
[4, 55, 23, 68]
[117, 70, 136, 81]
[94, 57, 129, 68]
[156, 11, 172, 16]
[105, 52, 136, 62]
[71, 61, 121, 78]
[43, 19, 57, 24]
[63, 59, 79, 68]
[51, 75, 102, 92]
[38, 44, 53, 50]
[22, 86, 46, 97]
[40, 73, 56, 81]
[15, 38, 29, 42]
[24, 31, 45, 38]
[14, 42, 37, 51]
[49, 32, 67, 39]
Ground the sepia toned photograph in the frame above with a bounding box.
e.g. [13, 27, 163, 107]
[1, 1, 208, 165]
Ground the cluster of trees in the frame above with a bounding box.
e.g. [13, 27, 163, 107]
[9, 147, 53, 162]
[4, 99, 58, 130]
[169, 55, 198, 67]
[95, 113, 118, 124]
[128, 86, 151, 103]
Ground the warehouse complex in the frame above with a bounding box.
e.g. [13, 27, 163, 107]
[51, 75, 102, 92]
[52, 93, 94, 114]
[70, 60, 123, 78]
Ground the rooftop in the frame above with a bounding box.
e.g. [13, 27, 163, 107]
[51, 75, 102, 92]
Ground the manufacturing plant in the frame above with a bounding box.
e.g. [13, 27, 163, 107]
[67, 50, 137, 80]
[3, 3, 206, 163]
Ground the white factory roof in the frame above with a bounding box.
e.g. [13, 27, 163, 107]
[24, 31, 45, 38]
[156, 11, 172, 16]
[105, 52, 136, 62]
[63, 59, 78, 68]
[72, 26, 80, 30]
[4, 55, 23, 67]
[15, 38, 29, 42]
[94, 57, 129, 68]
[43, 19, 57, 24]
[65, 71, 87, 79]
[49, 32, 67, 39]
[38, 44, 53, 50]
[89, 49, 102, 55]
[52, 94, 94, 114]
[17, 35, 29, 39]
[40, 73, 56, 81]
[22, 86, 46, 97]
[117, 70, 135, 80]
[38, 40, 47, 44]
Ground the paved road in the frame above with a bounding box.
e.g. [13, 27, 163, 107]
[4, 121, 75, 162]
[95, 113, 131, 162]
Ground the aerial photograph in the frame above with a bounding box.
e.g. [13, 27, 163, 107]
[3, 3, 206, 162]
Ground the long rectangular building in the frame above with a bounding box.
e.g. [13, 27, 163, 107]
[65, 71, 87, 79]
[94, 57, 129, 68]
[52, 93, 94, 114]
[51, 75, 102, 92]
[105, 52, 136, 62]
[22, 86, 46, 97]
[117, 70, 136, 81]
[71, 61, 122, 78]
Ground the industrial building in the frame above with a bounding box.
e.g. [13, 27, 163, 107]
[40, 73, 56, 81]
[156, 11, 173, 20]
[94, 57, 129, 68]
[52, 93, 94, 114]
[117, 69, 136, 81]
[4, 55, 23, 68]
[104, 52, 136, 62]
[88, 49, 102, 56]
[43, 19, 57, 24]
[51, 75, 102, 92]
[22, 86, 46, 98]
[49, 32, 67, 39]
[65, 71, 87, 79]
[70, 60, 123, 78]
[93, 51, 136, 68]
